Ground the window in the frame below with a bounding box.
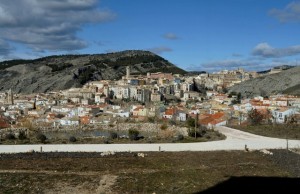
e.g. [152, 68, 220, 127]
[279, 113, 282, 118]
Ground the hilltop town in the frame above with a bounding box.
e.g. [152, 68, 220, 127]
[0, 65, 299, 143]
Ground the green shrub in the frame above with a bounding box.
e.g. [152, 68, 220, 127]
[36, 134, 47, 143]
[160, 123, 168, 130]
[69, 136, 77, 142]
[186, 118, 195, 128]
[176, 134, 184, 141]
[109, 132, 118, 139]
[18, 131, 27, 140]
[6, 133, 15, 140]
[188, 129, 205, 138]
[128, 129, 140, 140]
[103, 139, 110, 144]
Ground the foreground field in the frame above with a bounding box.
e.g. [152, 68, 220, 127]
[229, 124, 300, 140]
[0, 150, 299, 193]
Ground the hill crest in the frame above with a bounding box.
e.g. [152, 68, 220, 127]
[0, 50, 186, 94]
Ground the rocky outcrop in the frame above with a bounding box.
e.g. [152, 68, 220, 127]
[229, 66, 300, 97]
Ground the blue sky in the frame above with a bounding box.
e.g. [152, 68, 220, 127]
[1, 0, 300, 72]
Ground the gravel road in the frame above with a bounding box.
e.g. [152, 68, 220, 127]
[0, 126, 299, 153]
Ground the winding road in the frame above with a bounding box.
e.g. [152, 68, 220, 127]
[0, 126, 300, 153]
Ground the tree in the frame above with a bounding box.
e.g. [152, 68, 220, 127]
[109, 132, 118, 139]
[5, 133, 15, 140]
[18, 131, 27, 140]
[128, 129, 140, 140]
[186, 117, 195, 128]
[36, 134, 47, 143]
[69, 136, 77, 142]
[248, 109, 264, 125]
[160, 123, 168, 130]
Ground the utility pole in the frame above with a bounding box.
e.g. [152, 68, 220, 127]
[117, 117, 119, 140]
[195, 112, 198, 138]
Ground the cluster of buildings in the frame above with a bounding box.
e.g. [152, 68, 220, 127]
[0, 66, 299, 131]
[194, 68, 259, 90]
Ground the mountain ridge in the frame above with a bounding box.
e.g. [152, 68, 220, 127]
[0, 50, 186, 94]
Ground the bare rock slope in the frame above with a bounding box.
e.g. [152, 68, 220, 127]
[0, 50, 186, 94]
[229, 66, 300, 97]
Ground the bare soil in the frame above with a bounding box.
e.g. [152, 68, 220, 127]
[0, 150, 298, 193]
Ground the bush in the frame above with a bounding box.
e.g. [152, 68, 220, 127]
[18, 131, 27, 140]
[188, 129, 205, 138]
[109, 132, 118, 139]
[148, 117, 155, 123]
[176, 134, 184, 141]
[128, 129, 140, 140]
[6, 133, 15, 140]
[160, 123, 168, 130]
[36, 134, 47, 143]
[186, 118, 195, 128]
[69, 136, 77, 142]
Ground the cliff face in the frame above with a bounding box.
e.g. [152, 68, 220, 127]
[229, 66, 300, 97]
[0, 50, 186, 94]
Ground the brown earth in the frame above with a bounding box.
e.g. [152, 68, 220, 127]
[0, 150, 298, 193]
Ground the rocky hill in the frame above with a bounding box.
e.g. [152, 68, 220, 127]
[229, 66, 300, 97]
[0, 50, 186, 94]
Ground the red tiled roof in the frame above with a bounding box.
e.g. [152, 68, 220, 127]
[165, 108, 176, 115]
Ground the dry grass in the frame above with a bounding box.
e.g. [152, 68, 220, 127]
[0, 129, 225, 145]
[229, 124, 300, 140]
[0, 151, 293, 193]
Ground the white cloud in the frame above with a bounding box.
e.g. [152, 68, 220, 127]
[269, 1, 300, 22]
[0, 0, 116, 53]
[252, 42, 300, 58]
[162, 33, 179, 40]
[147, 46, 173, 54]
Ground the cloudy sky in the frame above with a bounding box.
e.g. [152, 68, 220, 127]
[1, 0, 300, 72]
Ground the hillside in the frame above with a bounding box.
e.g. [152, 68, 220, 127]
[0, 50, 186, 94]
[229, 66, 300, 97]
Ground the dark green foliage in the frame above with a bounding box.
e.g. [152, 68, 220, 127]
[46, 63, 73, 72]
[147, 117, 155, 123]
[77, 67, 96, 85]
[18, 131, 27, 140]
[188, 129, 206, 138]
[36, 134, 47, 143]
[5, 133, 15, 140]
[186, 118, 195, 128]
[0, 59, 35, 70]
[128, 129, 140, 140]
[176, 134, 184, 141]
[109, 132, 118, 139]
[160, 123, 168, 130]
[69, 136, 77, 142]
[84, 54, 186, 75]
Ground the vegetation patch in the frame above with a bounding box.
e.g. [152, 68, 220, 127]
[0, 151, 295, 193]
[229, 124, 300, 140]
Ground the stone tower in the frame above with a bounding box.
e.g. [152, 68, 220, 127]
[7, 88, 14, 105]
[126, 66, 130, 79]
